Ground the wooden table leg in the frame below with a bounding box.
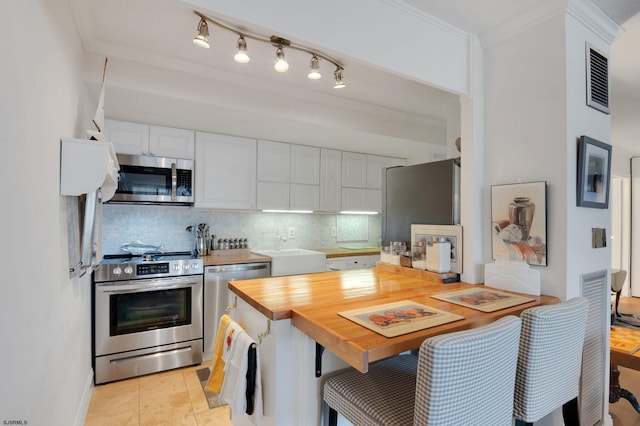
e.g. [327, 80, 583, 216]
[610, 363, 640, 413]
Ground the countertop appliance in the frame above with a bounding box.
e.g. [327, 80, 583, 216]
[382, 159, 460, 244]
[93, 251, 203, 384]
[109, 154, 194, 205]
[203, 262, 271, 361]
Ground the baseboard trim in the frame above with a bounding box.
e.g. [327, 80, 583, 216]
[74, 368, 94, 426]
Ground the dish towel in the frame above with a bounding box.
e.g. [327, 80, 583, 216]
[205, 314, 233, 393]
[219, 321, 263, 425]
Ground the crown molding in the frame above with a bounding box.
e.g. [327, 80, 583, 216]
[382, 0, 471, 40]
[567, 0, 623, 44]
[479, 1, 569, 48]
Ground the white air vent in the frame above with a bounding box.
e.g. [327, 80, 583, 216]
[580, 269, 608, 426]
[586, 43, 610, 114]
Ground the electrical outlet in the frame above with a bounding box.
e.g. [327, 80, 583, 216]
[288, 227, 295, 239]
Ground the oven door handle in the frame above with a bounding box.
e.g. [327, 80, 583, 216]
[98, 278, 201, 294]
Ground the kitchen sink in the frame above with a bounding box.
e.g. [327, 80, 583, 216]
[254, 249, 326, 277]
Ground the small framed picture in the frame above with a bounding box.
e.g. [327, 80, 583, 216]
[577, 135, 612, 209]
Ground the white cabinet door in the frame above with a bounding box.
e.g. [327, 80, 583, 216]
[347, 255, 371, 269]
[319, 149, 341, 212]
[103, 119, 149, 155]
[341, 187, 367, 211]
[257, 140, 290, 182]
[366, 155, 388, 189]
[341, 152, 367, 188]
[149, 125, 195, 159]
[290, 145, 320, 184]
[290, 184, 319, 211]
[367, 189, 382, 213]
[195, 132, 257, 209]
[256, 182, 289, 210]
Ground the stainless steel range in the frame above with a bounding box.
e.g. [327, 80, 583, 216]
[93, 251, 203, 384]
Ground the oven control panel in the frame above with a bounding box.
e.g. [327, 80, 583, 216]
[137, 262, 170, 276]
[94, 258, 204, 282]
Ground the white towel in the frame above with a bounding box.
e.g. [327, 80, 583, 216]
[219, 321, 263, 425]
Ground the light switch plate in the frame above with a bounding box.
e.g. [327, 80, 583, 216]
[592, 228, 606, 248]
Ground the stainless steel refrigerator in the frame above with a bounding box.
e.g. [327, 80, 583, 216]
[382, 159, 460, 244]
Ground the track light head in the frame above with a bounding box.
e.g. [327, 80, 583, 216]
[333, 68, 346, 89]
[234, 36, 250, 63]
[274, 47, 289, 72]
[307, 55, 321, 80]
[193, 18, 210, 49]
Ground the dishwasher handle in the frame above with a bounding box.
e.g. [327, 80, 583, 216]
[206, 262, 270, 274]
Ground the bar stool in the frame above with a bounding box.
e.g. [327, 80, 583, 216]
[513, 297, 589, 426]
[322, 315, 522, 426]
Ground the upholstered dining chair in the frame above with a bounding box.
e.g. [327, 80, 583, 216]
[512, 297, 590, 426]
[322, 315, 522, 426]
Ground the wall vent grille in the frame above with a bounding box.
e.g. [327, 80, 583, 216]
[580, 270, 608, 426]
[586, 43, 610, 114]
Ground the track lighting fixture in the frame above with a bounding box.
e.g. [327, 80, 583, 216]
[307, 55, 321, 80]
[192, 11, 345, 88]
[234, 36, 250, 63]
[274, 47, 289, 72]
[193, 18, 210, 49]
[333, 68, 346, 89]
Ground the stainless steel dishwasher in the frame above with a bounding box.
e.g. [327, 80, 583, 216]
[203, 262, 271, 361]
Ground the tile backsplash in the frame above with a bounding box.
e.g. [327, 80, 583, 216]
[102, 204, 381, 255]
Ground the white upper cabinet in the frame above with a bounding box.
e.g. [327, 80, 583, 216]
[290, 184, 320, 211]
[104, 119, 194, 159]
[342, 152, 404, 189]
[290, 145, 320, 185]
[257, 141, 320, 211]
[149, 125, 194, 159]
[103, 119, 149, 156]
[341, 152, 368, 188]
[258, 140, 290, 182]
[319, 149, 341, 212]
[194, 132, 256, 210]
[366, 155, 389, 189]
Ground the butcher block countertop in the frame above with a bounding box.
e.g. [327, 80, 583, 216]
[228, 263, 559, 372]
[201, 249, 271, 266]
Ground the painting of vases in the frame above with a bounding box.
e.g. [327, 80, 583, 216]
[491, 181, 547, 266]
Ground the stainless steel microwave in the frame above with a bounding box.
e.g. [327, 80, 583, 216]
[109, 154, 194, 205]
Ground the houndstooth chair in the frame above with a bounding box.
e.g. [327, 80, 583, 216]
[513, 297, 589, 426]
[322, 315, 522, 426]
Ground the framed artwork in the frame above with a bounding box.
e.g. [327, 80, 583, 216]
[410, 225, 463, 273]
[491, 181, 547, 266]
[577, 135, 612, 209]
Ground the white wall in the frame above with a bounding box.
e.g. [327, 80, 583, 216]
[0, 1, 93, 425]
[484, 6, 614, 425]
[484, 12, 569, 299]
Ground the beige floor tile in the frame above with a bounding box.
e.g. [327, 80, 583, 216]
[183, 366, 206, 390]
[139, 369, 188, 400]
[89, 379, 139, 414]
[195, 405, 233, 426]
[140, 390, 194, 425]
[174, 414, 198, 425]
[187, 387, 211, 414]
[85, 401, 139, 426]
